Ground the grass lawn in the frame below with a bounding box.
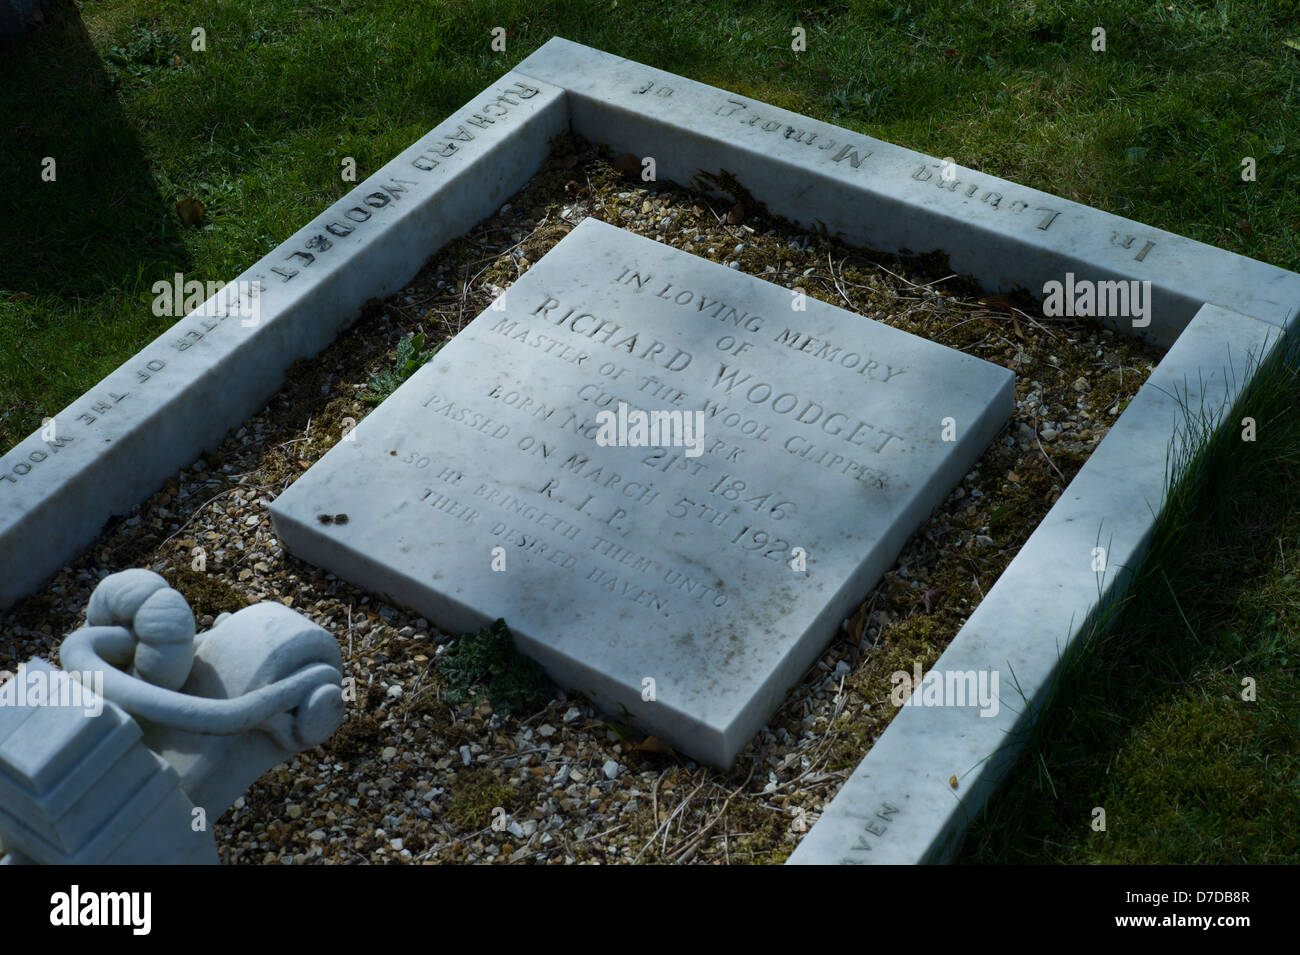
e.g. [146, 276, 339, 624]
[2, 0, 1298, 862]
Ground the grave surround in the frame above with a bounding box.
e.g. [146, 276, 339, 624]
[0, 72, 568, 607]
[267, 217, 1015, 768]
[2, 36, 1294, 862]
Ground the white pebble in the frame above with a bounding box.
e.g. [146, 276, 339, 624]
[386, 684, 403, 699]
[603, 759, 620, 780]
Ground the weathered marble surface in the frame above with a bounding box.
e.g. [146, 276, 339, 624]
[270, 218, 1013, 767]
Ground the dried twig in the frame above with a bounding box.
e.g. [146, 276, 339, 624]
[1032, 409, 1067, 484]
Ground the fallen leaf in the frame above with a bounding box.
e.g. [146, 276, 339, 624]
[949, 774, 959, 788]
[632, 735, 676, 756]
[726, 201, 746, 224]
[978, 294, 1015, 313]
[612, 153, 640, 181]
[1236, 218, 1253, 235]
[174, 196, 205, 227]
[173, 54, 183, 69]
[601, 720, 635, 741]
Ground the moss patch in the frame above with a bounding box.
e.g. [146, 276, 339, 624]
[164, 565, 246, 619]
[446, 768, 529, 831]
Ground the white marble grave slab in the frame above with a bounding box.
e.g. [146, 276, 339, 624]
[269, 218, 1014, 767]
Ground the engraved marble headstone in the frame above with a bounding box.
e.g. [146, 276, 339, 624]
[269, 218, 1014, 766]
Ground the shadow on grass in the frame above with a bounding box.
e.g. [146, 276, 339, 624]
[0, 0, 189, 297]
[960, 340, 1300, 864]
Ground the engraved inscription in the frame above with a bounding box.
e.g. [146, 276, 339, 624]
[1111, 231, 1158, 262]
[712, 97, 873, 166]
[839, 801, 901, 863]
[911, 162, 1062, 232]
[4, 80, 555, 493]
[632, 79, 674, 97]
[271, 219, 1013, 766]
[444, 254, 938, 598]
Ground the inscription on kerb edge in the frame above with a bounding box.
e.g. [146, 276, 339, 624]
[622, 74, 1164, 267]
[0, 80, 545, 498]
[269, 217, 1014, 766]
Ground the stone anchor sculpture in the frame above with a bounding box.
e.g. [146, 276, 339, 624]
[0, 569, 345, 864]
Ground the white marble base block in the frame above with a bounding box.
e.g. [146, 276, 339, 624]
[0, 570, 345, 865]
[270, 218, 1014, 767]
